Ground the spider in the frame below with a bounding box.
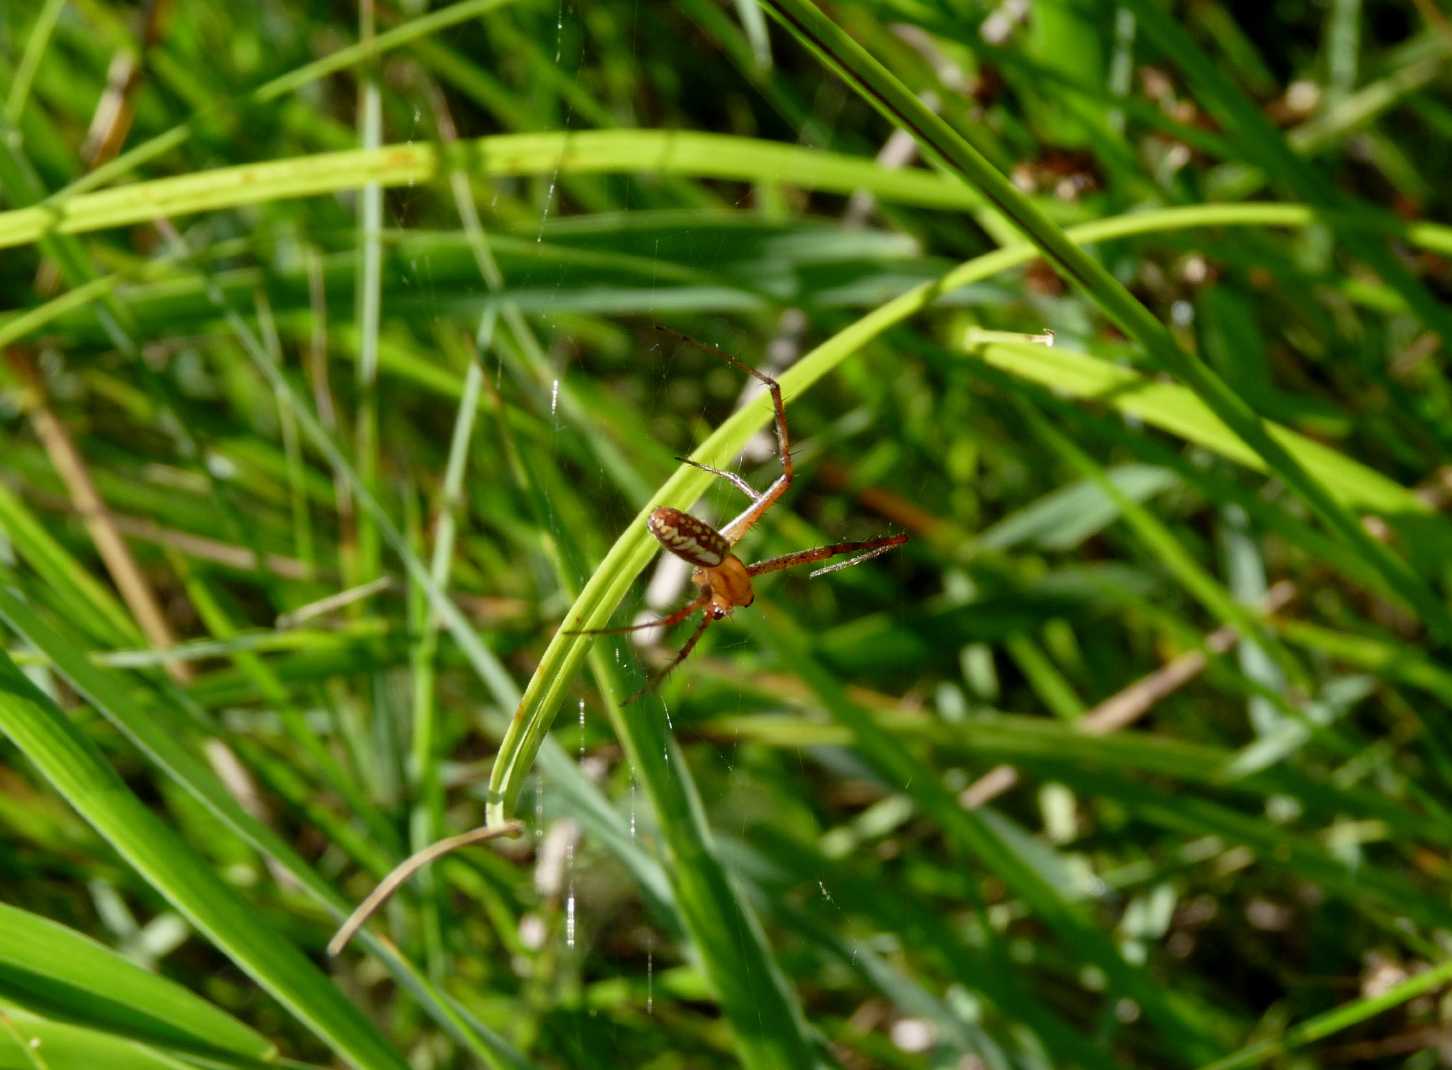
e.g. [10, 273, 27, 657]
[569, 336, 908, 700]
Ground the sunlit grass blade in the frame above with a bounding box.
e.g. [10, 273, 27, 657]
[0, 902, 274, 1062]
[0, 1008, 200, 1070]
[956, 336, 1431, 516]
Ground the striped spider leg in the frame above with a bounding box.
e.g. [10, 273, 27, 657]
[568, 337, 907, 702]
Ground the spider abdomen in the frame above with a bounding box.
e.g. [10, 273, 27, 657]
[648, 506, 729, 568]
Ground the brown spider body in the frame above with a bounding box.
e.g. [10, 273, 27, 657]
[647, 506, 729, 568]
[569, 335, 907, 701]
[649, 506, 756, 619]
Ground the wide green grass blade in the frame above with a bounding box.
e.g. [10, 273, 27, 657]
[0, 590, 523, 1069]
[957, 337, 1432, 515]
[0, 645, 408, 1070]
[0, 902, 274, 1063]
[8, 130, 1452, 259]
[0, 1007, 198, 1070]
[943, 340, 1446, 608]
[0, 131, 993, 250]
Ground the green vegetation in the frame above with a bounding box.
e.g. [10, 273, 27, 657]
[2, 0, 1451, 1066]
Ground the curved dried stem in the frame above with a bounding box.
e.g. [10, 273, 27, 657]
[329, 820, 524, 956]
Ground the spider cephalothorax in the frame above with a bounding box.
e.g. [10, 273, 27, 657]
[570, 337, 907, 700]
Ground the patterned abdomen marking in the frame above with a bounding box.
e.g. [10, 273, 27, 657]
[648, 507, 728, 568]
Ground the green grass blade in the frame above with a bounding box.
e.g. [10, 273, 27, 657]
[1197, 954, 1452, 1069]
[958, 337, 1429, 517]
[0, 645, 409, 1070]
[0, 590, 523, 1069]
[752, 0, 1452, 644]
[0, 902, 275, 1063]
[60, 0, 522, 198]
[747, 603, 1223, 1062]
[0, 1008, 198, 1070]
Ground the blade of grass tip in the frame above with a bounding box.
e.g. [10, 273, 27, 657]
[1218, 506, 1288, 741]
[1002, 632, 1084, 720]
[750, 0, 1452, 646]
[731, 0, 773, 70]
[1291, 47, 1446, 157]
[0, 1008, 204, 1070]
[744, 604, 1223, 1062]
[0, 647, 410, 1070]
[1196, 953, 1452, 1070]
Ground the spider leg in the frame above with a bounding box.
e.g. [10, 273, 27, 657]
[717, 363, 791, 545]
[563, 591, 709, 635]
[746, 533, 908, 578]
[623, 611, 715, 705]
[676, 456, 760, 502]
[659, 331, 793, 547]
[808, 541, 906, 577]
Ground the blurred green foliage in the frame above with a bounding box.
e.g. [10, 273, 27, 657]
[1, 0, 1452, 1067]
